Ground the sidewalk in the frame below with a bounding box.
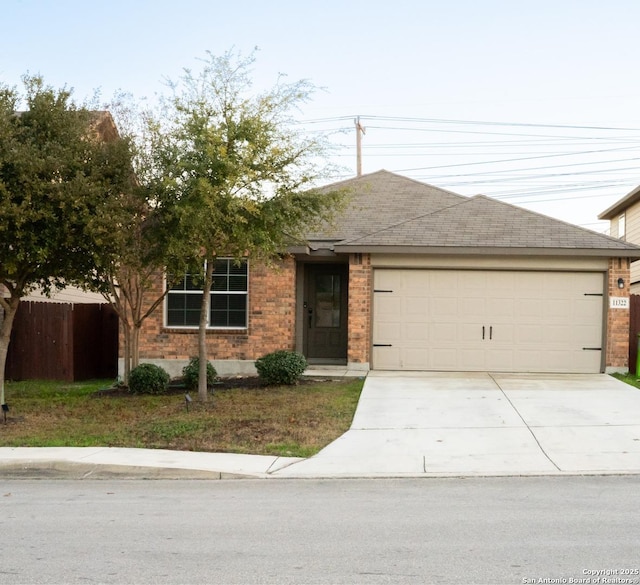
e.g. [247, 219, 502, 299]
[0, 446, 301, 479]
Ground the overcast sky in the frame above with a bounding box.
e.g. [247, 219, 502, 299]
[4, 0, 640, 231]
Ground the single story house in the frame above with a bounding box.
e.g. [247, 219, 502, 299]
[133, 170, 640, 377]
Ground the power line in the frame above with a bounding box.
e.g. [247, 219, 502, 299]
[306, 113, 640, 216]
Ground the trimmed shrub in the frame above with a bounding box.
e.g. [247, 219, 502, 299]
[182, 357, 217, 390]
[128, 363, 170, 395]
[255, 350, 307, 386]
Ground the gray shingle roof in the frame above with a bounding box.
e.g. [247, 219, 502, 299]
[306, 170, 466, 242]
[306, 170, 640, 256]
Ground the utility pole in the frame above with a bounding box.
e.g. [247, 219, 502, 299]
[355, 116, 366, 176]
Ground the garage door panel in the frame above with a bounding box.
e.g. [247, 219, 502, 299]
[486, 298, 515, 322]
[405, 297, 429, 321]
[574, 299, 603, 321]
[486, 273, 516, 297]
[374, 295, 398, 316]
[459, 271, 486, 290]
[372, 346, 401, 369]
[573, 324, 602, 343]
[430, 348, 458, 370]
[459, 298, 486, 318]
[431, 297, 457, 320]
[515, 298, 544, 319]
[572, 351, 603, 372]
[457, 323, 484, 344]
[491, 324, 514, 343]
[430, 323, 456, 343]
[431, 271, 458, 293]
[486, 349, 514, 371]
[403, 348, 432, 369]
[545, 299, 574, 319]
[374, 320, 401, 343]
[404, 322, 430, 342]
[516, 325, 545, 344]
[459, 348, 489, 370]
[373, 269, 604, 373]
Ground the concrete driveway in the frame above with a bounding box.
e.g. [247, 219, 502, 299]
[276, 371, 640, 478]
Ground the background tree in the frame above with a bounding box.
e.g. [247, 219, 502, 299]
[0, 76, 132, 406]
[83, 96, 190, 384]
[158, 50, 343, 401]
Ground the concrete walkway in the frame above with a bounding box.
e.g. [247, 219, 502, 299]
[2, 372, 640, 479]
[0, 446, 302, 479]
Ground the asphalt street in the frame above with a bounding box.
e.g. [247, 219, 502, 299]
[1, 476, 639, 585]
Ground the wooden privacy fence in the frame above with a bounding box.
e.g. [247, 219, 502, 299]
[5, 301, 119, 381]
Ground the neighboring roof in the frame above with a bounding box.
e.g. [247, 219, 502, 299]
[14, 110, 119, 142]
[301, 170, 640, 258]
[598, 184, 640, 220]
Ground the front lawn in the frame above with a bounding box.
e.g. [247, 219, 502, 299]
[0, 377, 364, 458]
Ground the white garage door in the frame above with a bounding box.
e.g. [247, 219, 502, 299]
[372, 269, 605, 373]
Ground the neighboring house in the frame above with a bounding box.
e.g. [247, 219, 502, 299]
[20, 286, 106, 304]
[134, 170, 640, 377]
[599, 184, 640, 293]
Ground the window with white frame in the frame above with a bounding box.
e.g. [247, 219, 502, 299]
[166, 258, 248, 328]
[618, 213, 626, 239]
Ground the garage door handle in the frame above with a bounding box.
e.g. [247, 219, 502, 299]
[482, 326, 485, 340]
[490, 326, 493, 340]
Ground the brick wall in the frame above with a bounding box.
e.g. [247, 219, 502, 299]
[347, 253, 372, 365]
[606, 257, 631, 370]
[134, 256, 297, 362]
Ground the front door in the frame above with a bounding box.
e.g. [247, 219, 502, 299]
[303, 264, 348, 361]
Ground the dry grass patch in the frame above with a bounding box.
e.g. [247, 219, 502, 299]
[0, 377, 364, 457]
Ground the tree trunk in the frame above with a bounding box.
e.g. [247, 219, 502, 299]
[131, 324, 140, 370]
[198, 259, 214, 402]
[0, 295, 21, 407]
[122, 320, 132, 385]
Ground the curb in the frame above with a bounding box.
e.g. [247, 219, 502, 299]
[0, 461, 260, 480]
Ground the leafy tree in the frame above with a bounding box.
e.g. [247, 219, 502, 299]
[83, 95, 189, 384]
[157, 50, 343, 401]
[0, 76, 132, 405]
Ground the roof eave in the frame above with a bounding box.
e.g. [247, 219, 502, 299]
[333, 244, 640, 260]
[598, 184, 640, 220]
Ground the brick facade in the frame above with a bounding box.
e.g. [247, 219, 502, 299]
[135, 256, 296, 363]
[130, 253, 631, 375]
[347, 253, 372, 366]
[606, 257, 631, 370]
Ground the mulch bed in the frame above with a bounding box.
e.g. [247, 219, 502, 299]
[92, 375, 322, 397]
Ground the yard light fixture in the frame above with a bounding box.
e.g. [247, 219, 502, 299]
[618, 277, 625, 289]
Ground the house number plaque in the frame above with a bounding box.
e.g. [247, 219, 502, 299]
[609, 297, 630, 309]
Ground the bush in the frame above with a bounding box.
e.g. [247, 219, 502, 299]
[182, 357, 217, 390]
[255, 350, 307, 385]
[128, 363, 170, 395]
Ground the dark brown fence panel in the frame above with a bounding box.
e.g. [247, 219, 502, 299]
[629, 295, 640, 375]
[72, 304, 119, 380]
[5, 302, 73, 380]
[5, 301, 118, 381]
